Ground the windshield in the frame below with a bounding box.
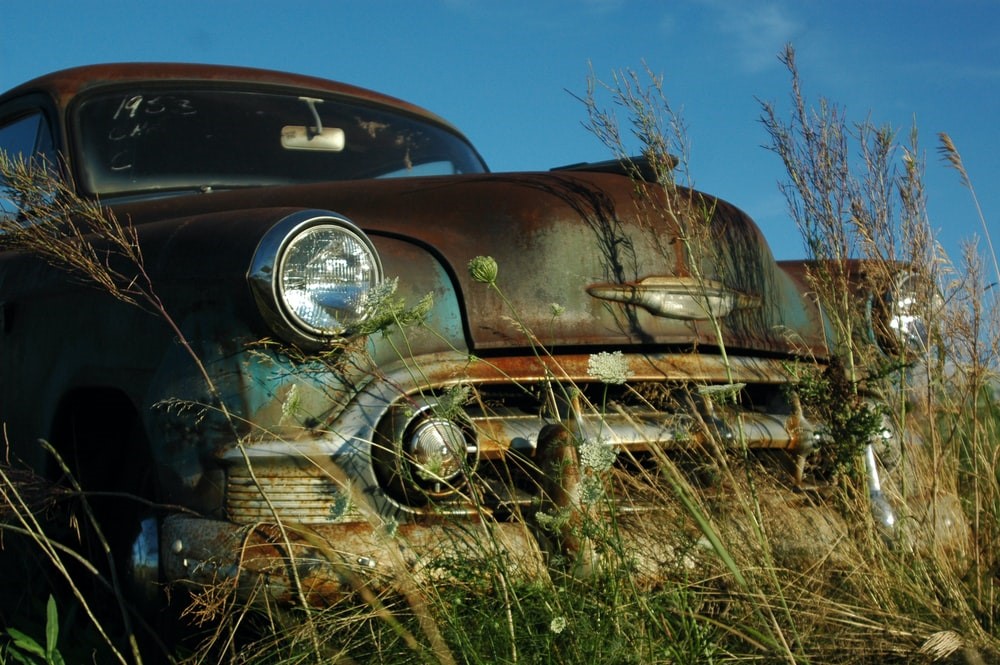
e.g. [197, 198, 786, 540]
[73, 88, 487, 196]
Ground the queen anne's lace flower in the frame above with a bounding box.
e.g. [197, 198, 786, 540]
[549, 616, 568, 634]
[534, 509, 570, 532]
[467, 255, 498, 285]
[587, 350, 631, 385]
[578, 475, 606, 505]
[579, 437, 618, 472]
[279, 383, 301, 424]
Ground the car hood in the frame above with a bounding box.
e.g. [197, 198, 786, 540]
[121, 171, 827, 358]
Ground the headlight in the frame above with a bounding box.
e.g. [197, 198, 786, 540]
[250, 210, 382, 345]
[871, 271, 939, 356]
[373, 397, 480, 506]
[279, 225, 379, 334]
[407, 416, 472, 482]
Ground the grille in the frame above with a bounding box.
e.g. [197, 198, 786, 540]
[226, 465, 361, 524]
[378, 379, 806, 515]
[466, 381, 801, 455]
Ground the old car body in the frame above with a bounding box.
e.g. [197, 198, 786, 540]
[0, 64, 928, 606]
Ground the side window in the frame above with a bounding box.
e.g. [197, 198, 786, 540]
[0, 112, 55, 219]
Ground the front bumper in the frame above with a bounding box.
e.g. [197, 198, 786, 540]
[160, 514, 546, 605]
[154, 351, 968, 606]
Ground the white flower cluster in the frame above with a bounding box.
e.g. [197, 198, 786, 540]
[363, 276, 400, 309]
[534, 509, 569, 532]
[279, 383, 301, 424]
[578, 475, 606, 505]
[578, 437, 618, 473]
[586, 351, 631, 385]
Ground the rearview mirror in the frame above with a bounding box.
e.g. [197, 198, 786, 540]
[281, 126, 345, 152]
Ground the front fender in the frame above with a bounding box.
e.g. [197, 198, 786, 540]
[142, 233, 468, 516]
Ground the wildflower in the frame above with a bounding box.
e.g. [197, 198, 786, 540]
[535, 511, 556, 531]
[587, 350, 631, 385]
[467, 255, 498, 285]
[549, 616, 568, 634]
[279, 383, 301, 424]
[434, 384, 472, 419]
[535, 508, 570, 531]
[363, 277, 399, 310]
[578, 475, 605, 505]
[578, 437, 618, 472]
[696, 382, 746, 404]
[357, 278, 434, 334]
[549, 302, 565, 317]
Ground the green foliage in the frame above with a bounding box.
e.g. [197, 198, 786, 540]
[356, 278, 434, 337]
[3, 597, 65, 665]
[431, 577, 723, 665]
[790, 357, 887, 479]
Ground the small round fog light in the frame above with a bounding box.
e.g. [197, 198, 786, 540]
[373, 398, 480, 505]
[407, 418, 469, 483]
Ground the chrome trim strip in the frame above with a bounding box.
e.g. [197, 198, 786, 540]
[588, 276, 759, 320]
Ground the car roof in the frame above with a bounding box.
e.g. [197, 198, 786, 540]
[0, 63, 461, 134]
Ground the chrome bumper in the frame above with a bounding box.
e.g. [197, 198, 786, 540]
[159, 514, 546, 605]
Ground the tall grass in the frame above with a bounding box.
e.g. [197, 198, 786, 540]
[2, 47, 999, 663]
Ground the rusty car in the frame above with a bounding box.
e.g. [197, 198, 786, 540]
[0, 64, 944, 610]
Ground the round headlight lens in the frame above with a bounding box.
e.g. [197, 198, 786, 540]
[278, 224, 381, 335]
[875, 272, 940, 356]
[407, 417, 470, 484]
[372, 398, 480, 505]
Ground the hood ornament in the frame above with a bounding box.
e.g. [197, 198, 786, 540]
[587, 276, 759, 321]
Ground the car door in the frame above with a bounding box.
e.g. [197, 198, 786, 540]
[0, 103, 57, 219]
[0, 101, 58, 440]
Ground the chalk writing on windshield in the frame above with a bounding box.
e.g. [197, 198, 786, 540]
[106, 94, 197, 171]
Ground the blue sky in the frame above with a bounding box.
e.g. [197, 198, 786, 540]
[1, 0, 996, 264]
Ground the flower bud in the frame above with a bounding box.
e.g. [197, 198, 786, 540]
[467, 255, 498, 285]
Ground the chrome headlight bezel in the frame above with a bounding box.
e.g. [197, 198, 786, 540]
[870, 271, 940, 357]
[249, 210, 383, 347]
[372, 396, 480, 506]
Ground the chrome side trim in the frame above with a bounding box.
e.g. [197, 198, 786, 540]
[588, 276, 760, 320]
